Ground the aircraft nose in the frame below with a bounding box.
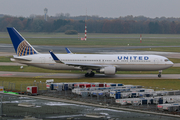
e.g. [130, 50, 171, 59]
[169, 61, 174, 67]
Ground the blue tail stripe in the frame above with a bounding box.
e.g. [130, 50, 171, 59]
[7, 27, 38, 56]
[7, 27, 24, 53]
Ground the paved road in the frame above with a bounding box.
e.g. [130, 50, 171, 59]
[0, 71, 180, 79]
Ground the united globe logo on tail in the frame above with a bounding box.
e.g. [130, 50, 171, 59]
[17, 41, 37, 56]
[7, 27, 38, 56]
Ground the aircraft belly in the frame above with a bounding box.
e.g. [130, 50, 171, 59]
[116, 64, 172, 71]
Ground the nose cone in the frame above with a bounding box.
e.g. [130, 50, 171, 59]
[169, 61, 174, 67]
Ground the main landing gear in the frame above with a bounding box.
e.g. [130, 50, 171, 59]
[158, 70, 162, 78]
[85, 71, 95, 77]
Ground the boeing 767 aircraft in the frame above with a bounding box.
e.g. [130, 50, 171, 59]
[7, 27, 173, 77]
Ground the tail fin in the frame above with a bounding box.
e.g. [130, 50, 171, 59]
[7, 27, 39, 56]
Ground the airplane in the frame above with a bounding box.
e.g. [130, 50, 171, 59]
[7, 27, 173, 78]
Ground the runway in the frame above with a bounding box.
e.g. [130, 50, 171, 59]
[0, 71, 180, 79]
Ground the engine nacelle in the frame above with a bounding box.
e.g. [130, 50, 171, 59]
[96, 66, 116, 75]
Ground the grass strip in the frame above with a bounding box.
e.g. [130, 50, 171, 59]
[0, 56, 12, 62]
[2, 37, 180, 46]
[133, 47, 180, 53]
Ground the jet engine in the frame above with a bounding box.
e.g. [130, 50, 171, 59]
[96, 66, 116, 75]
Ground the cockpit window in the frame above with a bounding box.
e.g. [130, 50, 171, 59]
[164, 59, 169, 62]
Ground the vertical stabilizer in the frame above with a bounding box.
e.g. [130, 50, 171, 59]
[7, 27, 38, 56]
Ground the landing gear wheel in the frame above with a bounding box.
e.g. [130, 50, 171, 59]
[85, 72, 95, 77]
[158, 74, 161, 78]
[158, 70, 162, 78]
[89, 72, 95, 77]
[85, 73, 89, 77]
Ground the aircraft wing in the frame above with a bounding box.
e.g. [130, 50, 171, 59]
[49, 51, 104, 69]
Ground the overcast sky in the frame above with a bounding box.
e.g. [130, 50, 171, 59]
[1, 0, 180, 18]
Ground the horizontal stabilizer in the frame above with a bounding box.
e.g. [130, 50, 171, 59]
[12, 57, 32, 61]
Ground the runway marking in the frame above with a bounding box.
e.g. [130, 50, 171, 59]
[33, 73, 57, 78]
[0, 74, 14, 76]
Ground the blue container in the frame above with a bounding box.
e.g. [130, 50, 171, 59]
[116, 92, 121, 94]
[72, 83, 75, 89]
[115, 93, 121, 99]
[99, 93, 104, 96]
[139, 93, 144, 97]
[64, 84, 68, 91]
[159, 98, 163, 104]
[111, 84, 116, 86]
[50, 84, 54, 90]
[142, 99, 147, 104]
[140, 90, 145, 92]
[118, 84, 123, 86]
[145, 94, 150, 97]
[131, 93, 137, 98]
[150, 99, 153, 104]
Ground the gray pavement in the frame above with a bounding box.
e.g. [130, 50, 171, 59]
[0, 71, 180, 79]
[1, 43, 180, 54]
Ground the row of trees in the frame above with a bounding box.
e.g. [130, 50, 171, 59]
[1, 15, 180, 34]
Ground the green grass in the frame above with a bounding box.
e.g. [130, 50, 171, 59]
[169, 58, 180, 63]
[0, 77, 180, 91]
[2, 32, 180, 38]
[134, 47, 180, 52]
[1, 32, 180, 46]
[0, 56, 12, 62]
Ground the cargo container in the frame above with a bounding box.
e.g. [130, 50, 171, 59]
[50, 84, 54, 90]
[121, 92, 131, 98]
[27, 86, 38, 95]
[115, 99, 127, 105]
[157, 103, 180, 112]
[46, 79, 54, 89]
[115, 92, 121, 99]
[63, 84, 68, 90]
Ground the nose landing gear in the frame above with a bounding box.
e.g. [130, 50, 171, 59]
[158, 70, 162, 78]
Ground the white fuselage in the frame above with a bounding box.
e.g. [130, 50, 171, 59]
[12, 53, 173, 71]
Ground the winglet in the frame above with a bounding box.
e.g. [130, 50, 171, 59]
[65, 47, 73, 54]
[49, 51, 64, 63]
